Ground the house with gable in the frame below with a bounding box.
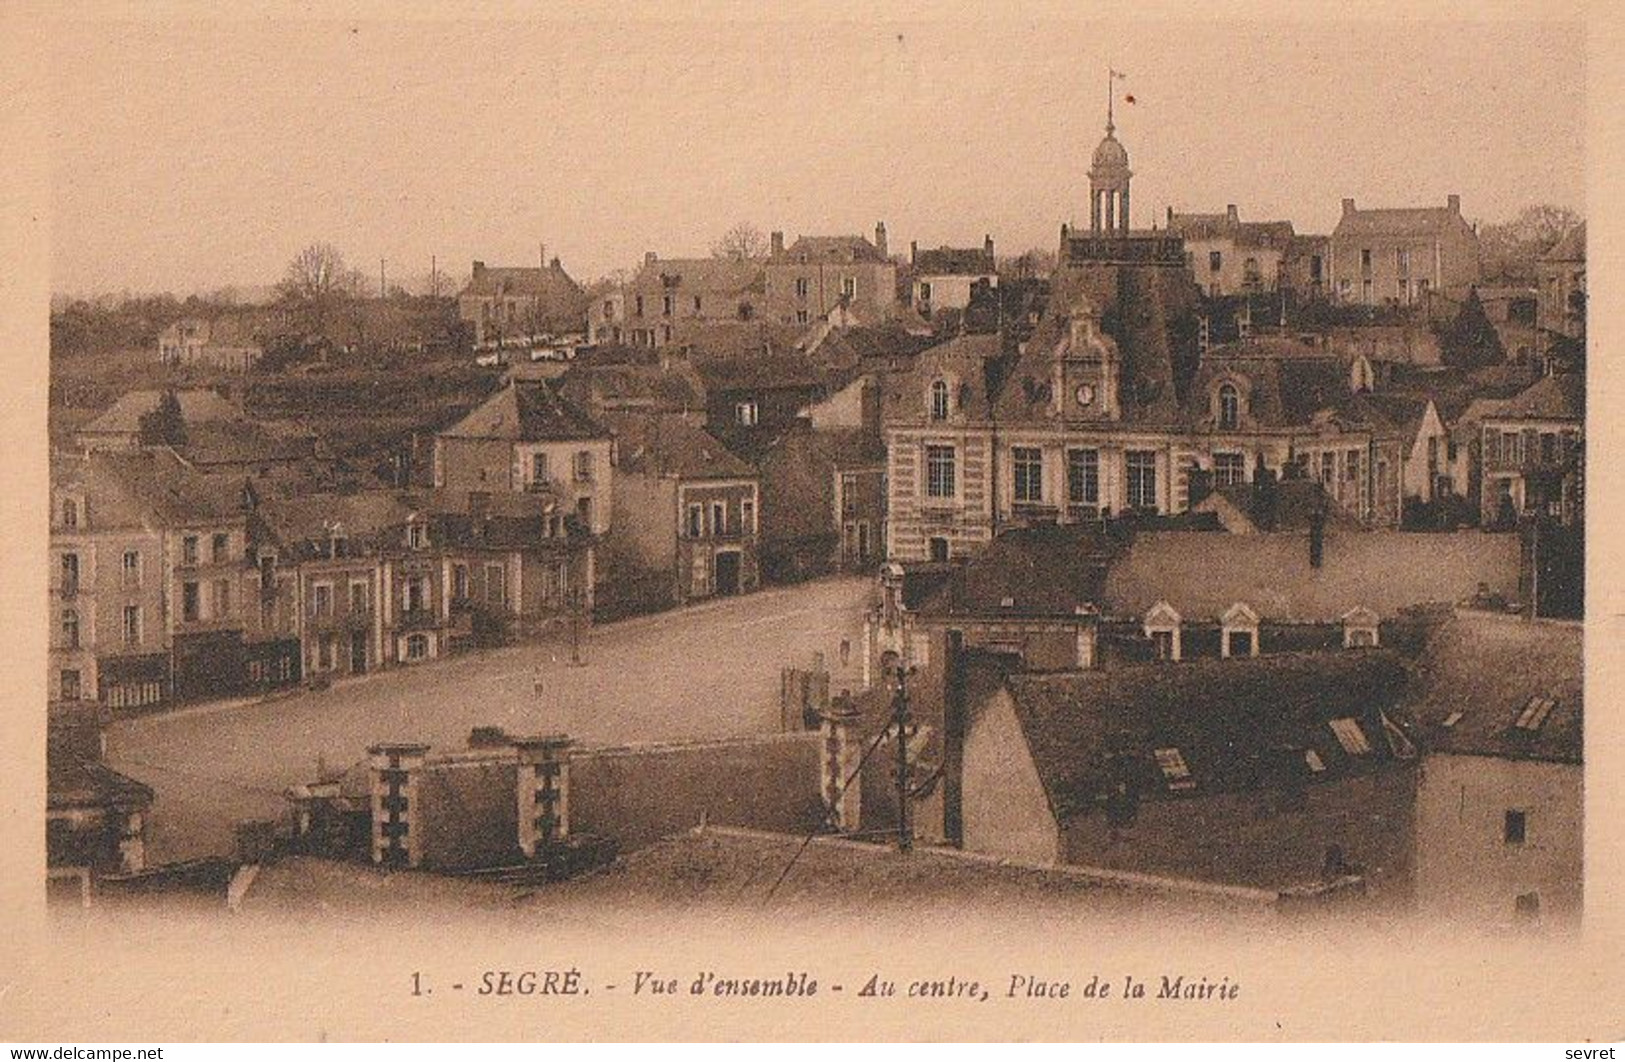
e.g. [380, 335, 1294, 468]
[605, 414, 761, 607]
[1328, 195, 1482, 306]
[434, 379, 615, 537]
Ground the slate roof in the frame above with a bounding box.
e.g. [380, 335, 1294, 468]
[459, 263, 587, 321]
[557, 360, 707, 415]
[632, 257, 765, 295]
[1000, 650, 1411, 819]
[80, 389, 240, 437]
[1166, 211, 1294, 248]
[94, 449, 251, 527]
[670, 321, 807, 362]
[440, 381, 609, 442]
[1487, 372, 1584, 422]
[605, 413, 756, 481]
[178, 420, 319, 467]
[255, 490, 416, 554]
[915, 524, 1116, 619]
[698, 353, 845, 395]
[1103, 530, 1522, 623]
[48, 716, 155, 811]
[778, 235, 888, 265]
[1333, 205, 1468, 238]
[880, 333, 1004, 423]
[913, 245, 996, 276]
[1187, 341, 1377, 430]
[1407, 613, 1581, 765]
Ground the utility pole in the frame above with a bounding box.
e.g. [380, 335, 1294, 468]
[892, 664, 913, 853]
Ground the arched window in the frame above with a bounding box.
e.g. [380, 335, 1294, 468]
[929, 379, 951, 421]
[1218, 383, 1240, 431]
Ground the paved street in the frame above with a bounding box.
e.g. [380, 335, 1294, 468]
[107, 577, 874, 864]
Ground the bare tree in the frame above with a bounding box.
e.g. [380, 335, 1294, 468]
[711, 222, 768, 261]
[1478, 205, 1584, 282]
[277, 243, 352, 305]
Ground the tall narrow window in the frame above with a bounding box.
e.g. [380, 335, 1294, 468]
[711, 501, 727, 536]
[1218, 383, 1240, 431]
[60, 553, 79, 595]
[122, 605, 140, 647]
[61, 498, 79, 529]
[929, 379, 951, 421]
[925, 445, 956, 499]
[62, 608, 80, 649]
[1012, 447, 1044, 503]
[1067, 449, 1100, 505]
[1126, 451, 1158, 511]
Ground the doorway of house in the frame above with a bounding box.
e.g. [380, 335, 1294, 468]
[714, 550, 741, 596]
[350, 630, 368, 674]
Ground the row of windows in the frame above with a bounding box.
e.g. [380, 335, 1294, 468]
[1483, 428, 1579, 467]
[180, 532, 234, 566]
[58, 605, 144, 649]
[528, 450, 597, 485]
[58, 550, 145, 594]
[684, 500, 756, 538]
[923, 445, 1160, 509]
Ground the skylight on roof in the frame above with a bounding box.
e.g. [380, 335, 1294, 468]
[1154, 747, 1196, 791]
[1442, 711, 1465, 728]
[1514, 696, 1558, 732]
[1330, 718, 1372, 756]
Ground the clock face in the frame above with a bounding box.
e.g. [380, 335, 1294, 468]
[1075, 384, 1095, 407]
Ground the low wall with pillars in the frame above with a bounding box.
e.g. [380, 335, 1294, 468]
[355, 730, 827, 872]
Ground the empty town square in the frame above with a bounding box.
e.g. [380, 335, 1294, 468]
[106, 577, 870, 864]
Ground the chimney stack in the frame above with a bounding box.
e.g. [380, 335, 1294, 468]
[770, 231, 785, 257]
[514, 734, 574, 855]
[550, 256, 561, 270]
[472, 261, 486, 277]
[1447, 194, 1461, 214]
[1341, 198, 1356, 216]
[910, 240, 918, 264]
[875, 221, 888, 258]
[984, 234, 994, 260]
[1309, 509, 1326, 569]
[644, 250, 658, 266]
[1166, 205, 1174, 227]
[1227, 204, 1239, 225]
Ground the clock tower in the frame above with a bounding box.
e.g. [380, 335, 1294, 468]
[1055, 293, 1120, 421]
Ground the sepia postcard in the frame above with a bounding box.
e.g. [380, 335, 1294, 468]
[1, 0, 1621, 1043]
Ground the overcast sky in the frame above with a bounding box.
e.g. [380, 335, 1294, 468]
[49, 16, 1584, 297]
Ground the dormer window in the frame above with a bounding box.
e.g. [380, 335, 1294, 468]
[1341, 606, 1380, 648]
[1220, 602, 1260, 658]
[328, 523, 347, 559]
[1144, 601, 1182, 662]
[929, 379, 951, 421]
[1218, 383, 1241, 431]
[408, 519, 427, 550]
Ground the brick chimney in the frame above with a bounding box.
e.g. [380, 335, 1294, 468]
[1167, 205, 1175, 227]
[1447, 194, 1461, 214]
[874, 221, 888, 258]
[910, 240, 918, 264]
[644, 251, 658, 266]
[1342, 198, 1356, 216]
[1309, 508, 1326, 569]
[549, 256, 562, 270]
[770, 230, 785, 257]
[515, 734, 574, 856]
[472, 261, 486, 277]
[984, 234, 994, 260]
[1227, 204, 1239, 225]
